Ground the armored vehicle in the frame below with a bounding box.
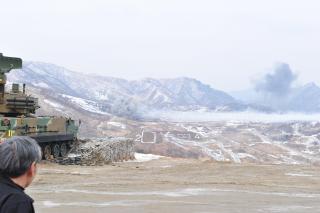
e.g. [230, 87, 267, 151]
[0, 53, 78, 160]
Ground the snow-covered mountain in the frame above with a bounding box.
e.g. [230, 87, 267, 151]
[289, 83, 320, 112]
[8, 61, 320, 115]
[129, 77, 238, 109]
[8, 61, 247, 117]
[232, 82, 320, 113]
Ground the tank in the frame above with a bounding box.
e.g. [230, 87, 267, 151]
[0, 53, 79, 160]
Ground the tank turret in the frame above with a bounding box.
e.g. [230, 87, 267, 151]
[0, 53, 39, 116]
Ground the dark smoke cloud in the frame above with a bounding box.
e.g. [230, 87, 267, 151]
[255, 63, 297, 97]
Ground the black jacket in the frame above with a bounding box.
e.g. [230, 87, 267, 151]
[0, 175, 35, 213]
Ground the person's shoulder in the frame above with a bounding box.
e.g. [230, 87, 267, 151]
[0, 182, 24, 199]
[2, 193, 34, 213]
[6, 192, 34, 205]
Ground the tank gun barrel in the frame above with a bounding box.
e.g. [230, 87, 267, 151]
[0, 53, 22, 74]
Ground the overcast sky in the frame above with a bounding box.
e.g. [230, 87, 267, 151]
[1, 0, 320, 91]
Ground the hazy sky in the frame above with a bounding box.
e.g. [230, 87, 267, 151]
[1, 0, 320, 91]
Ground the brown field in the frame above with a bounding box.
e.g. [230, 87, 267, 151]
[29, 157, 320, 213]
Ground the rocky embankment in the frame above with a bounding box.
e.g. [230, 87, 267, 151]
[57, 137, 135, 165]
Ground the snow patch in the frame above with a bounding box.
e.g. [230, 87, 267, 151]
[44, 99, 64, 109]
[68, 153, 81, 158]
[33, 82, 50, 89]
[285, 173, 313, 177]
[43, 201, 61, 207]
[107, 121, 126, 129]
[238, 153, 257, 160]
[62, 94, 109, 115]
[133, 153, 163, 162]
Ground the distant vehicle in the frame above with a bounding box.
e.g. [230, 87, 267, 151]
[0, 53, 78, 160]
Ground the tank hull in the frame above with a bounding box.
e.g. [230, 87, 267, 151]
[0, 116, 78, 159]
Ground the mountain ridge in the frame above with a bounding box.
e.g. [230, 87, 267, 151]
[8, 61, 248, 117]
[7, 61, 320, 116]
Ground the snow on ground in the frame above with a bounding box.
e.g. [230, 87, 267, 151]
[44, 99, 64, 109]
[61, 94, 109, 115]
[285, 173, 313, 177]
[133, 153, 164, 162]
[237, 153, 257, 160]
[33, 82, 50, 89]
[147, 110, 320, 122]
[107, 121, 126, 129]
[154, 121, 320, 165]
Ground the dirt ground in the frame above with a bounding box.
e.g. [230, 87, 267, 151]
[28, 158, 320, 213]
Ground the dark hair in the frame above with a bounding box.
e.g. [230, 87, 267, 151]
[0, 136, 41, 178]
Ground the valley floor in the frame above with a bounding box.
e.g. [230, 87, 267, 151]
[29, 157, 320, 213]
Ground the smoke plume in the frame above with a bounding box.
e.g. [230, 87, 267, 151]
[255, 63, 297, 97]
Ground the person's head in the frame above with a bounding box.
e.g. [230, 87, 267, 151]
[0, 136, 41, 188]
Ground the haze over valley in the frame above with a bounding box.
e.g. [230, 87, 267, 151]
[5, 61, 320, 166]
[8, 61, 320, 118]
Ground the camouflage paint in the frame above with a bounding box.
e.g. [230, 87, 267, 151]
[0, 116, 78, 142]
